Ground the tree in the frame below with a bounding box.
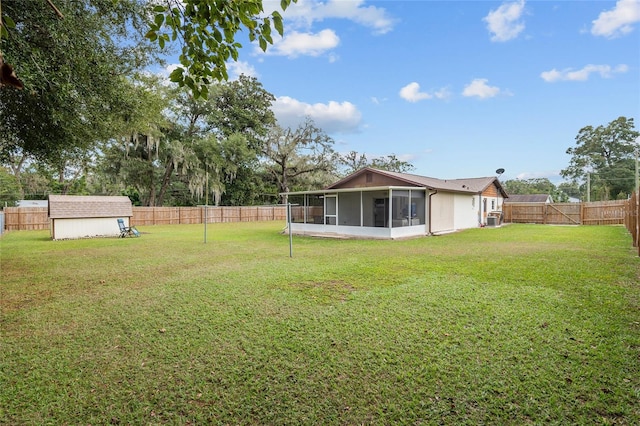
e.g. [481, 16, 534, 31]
[96, 75, 278, 206]
[503, 178, 556, 195]
[340, 151, 370, 175]
[503, 178, 569, 203]
[1, 0, 159, 163]
[370, 154, 415, 174]
[262, 119, 339, 203]
[147, 0, 297, 97]
[340, 151, 415, 175]
[561, 117, 639, 200]
[161, 76, 276, 205]
[557, 181, 582, 200]
[0, 167, 20, 206]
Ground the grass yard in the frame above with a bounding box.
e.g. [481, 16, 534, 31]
[1, 223, 639, 424]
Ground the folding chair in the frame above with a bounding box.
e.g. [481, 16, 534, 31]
[117, 218, 140, 237]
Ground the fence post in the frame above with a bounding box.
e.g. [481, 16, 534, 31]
[636, 190, 639, 255]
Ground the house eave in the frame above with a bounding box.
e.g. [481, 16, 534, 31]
[281, 185, 430, 197]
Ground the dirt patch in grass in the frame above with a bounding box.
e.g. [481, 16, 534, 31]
[290, 280, 358, 302]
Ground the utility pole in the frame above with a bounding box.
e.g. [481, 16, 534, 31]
[586, 172, 590, 202]
[204, 166, 208, 244]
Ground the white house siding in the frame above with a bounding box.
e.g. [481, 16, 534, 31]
[453, 193, 480, 230]
[430, 192, 455, 233]
[51, 217, 127, 240]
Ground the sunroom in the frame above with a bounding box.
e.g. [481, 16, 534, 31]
[282, 167, 508, 239]
[287, 186, 429, 239]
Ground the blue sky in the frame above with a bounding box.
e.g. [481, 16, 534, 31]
[171, 0, 640, 183]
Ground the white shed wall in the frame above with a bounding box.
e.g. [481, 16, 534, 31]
[51, 217, 128, 240]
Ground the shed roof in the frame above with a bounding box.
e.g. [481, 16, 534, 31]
[326, 167, 509, 197]
[48, 195, 133, 219]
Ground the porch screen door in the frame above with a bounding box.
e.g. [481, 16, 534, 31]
[324, 195, 337, 225]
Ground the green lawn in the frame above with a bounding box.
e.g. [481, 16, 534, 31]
[1, 223, 639, 424]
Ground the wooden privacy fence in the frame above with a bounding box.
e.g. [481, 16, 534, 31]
[131, 206, 287, 225]
[503, 200, 627, 226]
[624, 191, 639, 256]
[1, 205, 287, 231]
[2, 207, 49, 231]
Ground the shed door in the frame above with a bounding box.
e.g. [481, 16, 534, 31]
[324, 195, 337, 225]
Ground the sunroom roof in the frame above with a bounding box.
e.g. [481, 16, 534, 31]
[283, 185, 426, 196]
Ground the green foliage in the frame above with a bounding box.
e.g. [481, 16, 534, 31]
[207, 75, 276, 150]
[503, 178, 570, 202]
[340, 151, 415, 175]
[147, 0, 296, 98]
[0, 167, 20, 206]
[262, 118, 340, 202]
[557, 181, 582, 200]
[561, 116, 639, 200]
[1, 224, 639, 424]
[96, 76, 277, 206]
[504, 177, 555, 195]
[0, 0, 159, 163]
[370, 154, 415, 173]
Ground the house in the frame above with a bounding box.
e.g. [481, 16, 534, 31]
[505, 194, 553, 204]
[283, 167, 508, 239]
[48, 195, 134, 240]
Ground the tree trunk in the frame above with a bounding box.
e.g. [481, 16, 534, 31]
[147, 156, 156, 206]
[156, 160, 174, 206]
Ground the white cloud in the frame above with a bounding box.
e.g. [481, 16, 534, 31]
[272, 96, 362, 134]
[516, 171, 562, 181]
[483, 0, 526, 42]
[399, 82, 431, 102]
[540, 64, 629, 82]
[269, 0, 398, 35]
[226, 61, 259, 79]
[399, 82, 450, 103]
[263, 29, 340, 57]
[462, 79, 503, 99]
[591, 0, 640, 38]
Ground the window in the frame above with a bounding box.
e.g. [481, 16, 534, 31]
[491, 199, 495, 210]
[366, 172, 372, 183]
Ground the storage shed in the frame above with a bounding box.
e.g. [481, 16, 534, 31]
[48, 195, 133, 240]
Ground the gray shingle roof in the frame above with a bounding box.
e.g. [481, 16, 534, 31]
[328, 167, 508, 197]
[48, 195, 133, 219]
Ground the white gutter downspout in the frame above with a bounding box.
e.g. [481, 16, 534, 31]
[427, 189, 437, 235]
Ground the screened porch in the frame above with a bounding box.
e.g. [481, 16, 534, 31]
[286, 187, 428, 239]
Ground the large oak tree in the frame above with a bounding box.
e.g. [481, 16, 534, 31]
[561, 116, 639, 200]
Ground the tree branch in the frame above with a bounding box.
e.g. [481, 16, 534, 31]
[45, 0, 64, 18]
